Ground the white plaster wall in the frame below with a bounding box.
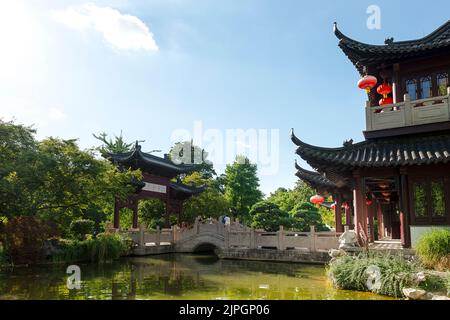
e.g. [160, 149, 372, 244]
[410, 225, 450, 248]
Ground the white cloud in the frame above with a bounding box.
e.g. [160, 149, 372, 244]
[51, 3, 159, 51]
[49, 108, 67, 120]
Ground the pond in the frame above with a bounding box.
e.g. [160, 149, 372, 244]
[0, 254, 395, 300]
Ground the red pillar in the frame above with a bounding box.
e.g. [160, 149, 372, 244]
[164, 199, 171, 228]
[399, 170, 411, 248]
[368, 202, 375, 243]
[353, 174, 368, 243]
[334, 194, 343, 232]
[132, 198, 139, 229]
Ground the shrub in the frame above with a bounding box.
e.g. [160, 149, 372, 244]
[69, 219, 95, 240]
[2, 216, 59, 264]
[327, 252, 421, 298]
[415, 229, 450, 271]
[54, 233, 131, 263]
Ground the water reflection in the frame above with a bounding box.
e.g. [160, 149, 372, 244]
[0, 254, 394, 300]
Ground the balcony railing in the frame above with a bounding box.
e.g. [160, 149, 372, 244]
[365, 87, 450, 132]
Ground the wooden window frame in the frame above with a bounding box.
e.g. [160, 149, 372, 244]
[402, 67, 450, 100]
[409, 177, 450, 225]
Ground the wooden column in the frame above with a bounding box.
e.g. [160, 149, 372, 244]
[345, 204, 352, 229]
[334, 194, 343, 232]
[399, 168, 411, 248]
[132, 198, 139, 229]
[164, 199, 170, 228]
[113, 197, 120, 229]
[367, 201, 375, 243]
[376, 202, 384, 240]
[353, 173, 368, 242]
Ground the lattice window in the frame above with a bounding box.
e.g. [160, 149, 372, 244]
[420, 76, 432, 99]
[406, 79, 418, 100]
[437, 72, 448, 96]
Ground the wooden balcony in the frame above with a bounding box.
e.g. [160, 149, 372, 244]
[365, 87, 450, 135]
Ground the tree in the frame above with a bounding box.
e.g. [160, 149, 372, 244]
[139, 199, 166, 229]
[93, 132, 134, 157]
[0, 120, 141, 235]
[290, 202, 329, 232]
[250, 201, 293, 232]
[168, 141, 216, 179]
[224, 156, 263, 223]
[182, 172, 229, 223]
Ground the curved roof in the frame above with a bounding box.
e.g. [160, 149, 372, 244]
[109, 143, 198, 178]
[291, 129, 450, 170]
[334, 20, 450, 74]
[169, 182, 206, 200]
[295, 161, 337, 189]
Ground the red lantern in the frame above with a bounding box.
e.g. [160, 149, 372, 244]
[310, 195, 324, 206]
[330, 202, 337, 209]
[366, 199, 373, 206]
[358, 75, 377, 94]
[341, 202, 349, 210]
[377, 83, 392, 98]
[379, 97, 393, 106]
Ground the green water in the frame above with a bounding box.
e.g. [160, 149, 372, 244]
[0, 254, 394, 300]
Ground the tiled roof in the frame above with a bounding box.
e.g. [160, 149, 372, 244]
[291, 129, 450, 169]
[334, 20, 450, 74]
[295, 162, 337, 189]
[109, 142, 197, 178]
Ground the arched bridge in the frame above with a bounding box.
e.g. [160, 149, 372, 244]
[120, 219, 341, 256]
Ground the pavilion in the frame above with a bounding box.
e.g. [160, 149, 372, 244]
[292, 21, 450, 248]
[108, 142, 205, 229]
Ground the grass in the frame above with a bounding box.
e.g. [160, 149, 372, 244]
[327, 252, 422, 298]
[53, 233, 132, 263]
[415, 228, 450, 271]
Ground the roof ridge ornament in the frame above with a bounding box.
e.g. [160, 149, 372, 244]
[343, 139, 354, 148]
[384, 37, 394, 45]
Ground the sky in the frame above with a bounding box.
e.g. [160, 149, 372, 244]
[1, 0, 449, 196]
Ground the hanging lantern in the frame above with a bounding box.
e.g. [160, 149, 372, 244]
[379, 97, 394, 106]
[330, 202, 337, 210]
[377, 83, 392, 98]
[341, 202, 349, 210]
[310, 195, 324, 206]
[366, 199, 373, 206]
[358, 75, 377, 93]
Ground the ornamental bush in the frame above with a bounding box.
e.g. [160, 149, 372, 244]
[327, 252, 421, 298]
[54, 233, 131, 263]
[415, 228, 450, 271]
[69, 219, 95, 240]
[2, 216, 59, 264]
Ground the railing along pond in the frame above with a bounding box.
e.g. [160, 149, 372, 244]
[112, 218, 342, 253]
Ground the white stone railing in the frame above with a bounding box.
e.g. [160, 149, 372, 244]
[227, 226, 341, 252]
[365, 87, 450, 131]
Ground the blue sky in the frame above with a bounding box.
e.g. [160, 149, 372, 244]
[1, 0, 449, 195]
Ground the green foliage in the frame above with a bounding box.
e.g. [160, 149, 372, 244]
[93, 132, 133, 157]
[139, 199, 166, 229]
[69, 219, 95, 240]
[54, 233, 131, 263]
[250, 201, 293, 231]
[182, 172, 229, 223]
[169, 141, 216, 179]
[2, 216, 59, 264]
[327, 252, 421, 298]
[291, 203, 330, 232]
[0, 120, 141, 236]
[224, 156, 263, 223]
[415, 228, 450, 271]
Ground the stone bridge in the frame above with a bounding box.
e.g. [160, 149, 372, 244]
[122, 218, 341, 260]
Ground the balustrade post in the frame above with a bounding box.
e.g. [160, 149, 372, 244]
[225, 225, 230, 249]
[155, 226, 160, 246]
[404, 93, 412, 126]
[250, 227, 256, 249]
[310, 225, 316, 252]
[138, 226, 145, 248]
[278, 226, 285, 251]
[365, 100, 372, 131]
